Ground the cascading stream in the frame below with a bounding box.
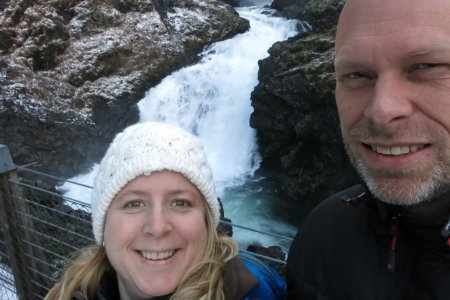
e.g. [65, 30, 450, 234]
[61, 3, 301, 251]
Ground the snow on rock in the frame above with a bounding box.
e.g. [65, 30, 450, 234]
[0, 0, 249, 178]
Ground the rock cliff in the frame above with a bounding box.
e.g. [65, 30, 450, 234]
[0, 0, 249, 177]
[250, 0, 358, 208]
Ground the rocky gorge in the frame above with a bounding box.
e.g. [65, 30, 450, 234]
[0, 0, 358, 210]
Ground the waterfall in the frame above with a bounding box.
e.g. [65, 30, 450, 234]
[139, 6, 297, 187]
[60, 4, 300, 251]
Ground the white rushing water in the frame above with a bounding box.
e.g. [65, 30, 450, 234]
[60, 3, 300, 251]
[0, 264, 18, 300]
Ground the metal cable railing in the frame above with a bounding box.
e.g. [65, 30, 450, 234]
[11, 166, 295, 246]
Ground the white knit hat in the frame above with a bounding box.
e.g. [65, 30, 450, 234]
[91, 122, 220, 244]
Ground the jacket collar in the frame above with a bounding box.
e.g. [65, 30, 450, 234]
[223, 256, 259, 300]
[96, 256, 258, 300]
[341, 184, 450, 272]
[97, 270, 171, 300]
[356, 185, 450, 252]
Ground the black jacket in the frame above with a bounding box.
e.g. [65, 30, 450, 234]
[96, 271, 171, 300]
[286, 185, 450, 300]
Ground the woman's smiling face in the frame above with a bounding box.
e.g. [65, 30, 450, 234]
[103, 170, 208, 300]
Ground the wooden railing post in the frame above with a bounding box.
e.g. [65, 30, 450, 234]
[0, 144, 40, 299]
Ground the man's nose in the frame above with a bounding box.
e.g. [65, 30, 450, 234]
[143, 207, 173, 237]
[364, 74, 414, 125]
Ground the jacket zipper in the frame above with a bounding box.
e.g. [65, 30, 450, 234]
[387, 215, 399, 272]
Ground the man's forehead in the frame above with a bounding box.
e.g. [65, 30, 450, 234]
[335, 0, 450, 52]
[336, 0, 450, 36]
[335, 41, 450, 69]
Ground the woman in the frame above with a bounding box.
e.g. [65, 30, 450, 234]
[45, 122, 283, 300]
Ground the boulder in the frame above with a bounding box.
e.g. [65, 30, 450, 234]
[271, 0, 310, 20]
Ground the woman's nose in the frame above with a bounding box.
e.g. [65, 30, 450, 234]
[143, 207, 173, 238]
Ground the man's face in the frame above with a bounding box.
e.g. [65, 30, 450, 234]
[334, 0, 450, 206]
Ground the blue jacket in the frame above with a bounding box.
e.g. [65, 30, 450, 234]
[240, 251, 287, 300]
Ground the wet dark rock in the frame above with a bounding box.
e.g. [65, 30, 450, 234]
[304, 0, 345, 32]
[250, 0, 358, 209]
[271, 0, 310, 20]
[247, 244, 286, 277]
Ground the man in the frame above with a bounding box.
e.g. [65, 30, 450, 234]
[286, 0, 450, 299]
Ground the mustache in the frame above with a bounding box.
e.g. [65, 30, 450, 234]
[349, 121, 435, 142]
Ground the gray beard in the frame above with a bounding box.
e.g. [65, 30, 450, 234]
[343, 119, 450, 206]
[349, 152, 450, 206]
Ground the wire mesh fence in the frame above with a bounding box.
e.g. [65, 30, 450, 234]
[0, 144, 293, 299]
[0, 163, 96, 299]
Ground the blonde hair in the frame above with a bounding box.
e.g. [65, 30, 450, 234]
[45, 200, 238, 300]
[44, 244, 109, 300]
[171, 202, 238, 300]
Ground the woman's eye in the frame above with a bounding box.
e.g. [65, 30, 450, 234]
[172, 199, 189, 207]
[125, 200, 144, 208]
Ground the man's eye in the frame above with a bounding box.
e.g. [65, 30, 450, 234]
[414, 63, 437, 70]
[410, 63, 449, 72]
[346, 72, 367, 79]
[408, 63, 450, 80]
[337, 71, 373, 89]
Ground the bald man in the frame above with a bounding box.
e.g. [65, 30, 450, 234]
[286, 0, 450, 299]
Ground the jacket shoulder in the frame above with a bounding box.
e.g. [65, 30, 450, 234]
[304, 184, 367, 226]
[286, 184, 371, 299]
[239, 252, 286, 300]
